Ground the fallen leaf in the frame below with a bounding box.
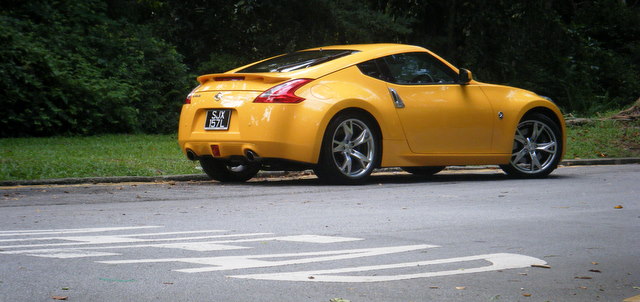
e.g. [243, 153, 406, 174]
[522, 293, 532, 297]
[575, 276, 593, 280]
[52, 296, 68, 300]
[163, 282, 174, 285]
[589, 269, 602, 273]
[429, 286, 439, 289]
[456, 286, 466, 290]
[61, 287, 69, 290]
[592, 262, 599, 265]
[308, 276, 315, 280]
[614, 205, 624, 209]
[531, 264, 551, 269]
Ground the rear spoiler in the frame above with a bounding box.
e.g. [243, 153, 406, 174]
[197, 73, 291, 84]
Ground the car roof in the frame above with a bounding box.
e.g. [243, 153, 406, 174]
[225, 43, 459, 79]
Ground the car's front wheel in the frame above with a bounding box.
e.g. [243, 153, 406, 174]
[500, 113, 562, 178]
[199, 158, 260, 182]
[314, 112, 380, 184]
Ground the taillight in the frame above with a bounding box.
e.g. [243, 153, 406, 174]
[185, 85, 201, 104]
[253, 78, 313, 103]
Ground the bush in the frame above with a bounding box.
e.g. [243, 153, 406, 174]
[0, 0, 192, 137]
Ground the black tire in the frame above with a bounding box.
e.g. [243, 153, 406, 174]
[500, 113, 562, 178]
[199, 158, 260, 182]
[402, 166, 446, 176]
[314, 112, 381, 184]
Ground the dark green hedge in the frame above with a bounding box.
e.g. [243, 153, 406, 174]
[0, 1, 192, 137]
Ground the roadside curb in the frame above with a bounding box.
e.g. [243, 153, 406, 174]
[1, 158, 639, 187]
[559, 157, 640, 166]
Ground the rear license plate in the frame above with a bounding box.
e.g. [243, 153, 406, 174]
[204, 109, 231, 130]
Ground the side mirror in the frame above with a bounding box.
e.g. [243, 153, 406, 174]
[458, 68, 472, 85]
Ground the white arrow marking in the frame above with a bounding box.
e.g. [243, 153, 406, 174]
[98, 244, 437, 273]
[231, 253, 546, 282]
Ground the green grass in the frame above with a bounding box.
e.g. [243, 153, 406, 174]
[1, 120, 639, 181]
[0, 134, 201, 181]
[566, 119, 640, 159]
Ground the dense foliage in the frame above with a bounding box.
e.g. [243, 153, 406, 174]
[0, 0, 191, 136]
[1, 0, 639, 137]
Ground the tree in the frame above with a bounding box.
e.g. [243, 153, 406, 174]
[0, 0, 191, 137]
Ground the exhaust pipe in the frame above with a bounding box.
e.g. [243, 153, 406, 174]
[186, 149, 197, 161]
[245, 149, 260, 162]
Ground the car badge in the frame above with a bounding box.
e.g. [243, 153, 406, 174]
[214, 92, 223, 102]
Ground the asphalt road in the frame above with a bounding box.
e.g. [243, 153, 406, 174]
[1, 165, 639, 302]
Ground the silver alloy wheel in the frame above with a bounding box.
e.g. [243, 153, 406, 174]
[331, 118, 375, 178]
[510, 119, 559, 174]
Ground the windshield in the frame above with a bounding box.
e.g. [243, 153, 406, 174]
[236, 50, 358, 73]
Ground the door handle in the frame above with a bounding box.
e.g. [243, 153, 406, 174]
[388, 87, 405, 109]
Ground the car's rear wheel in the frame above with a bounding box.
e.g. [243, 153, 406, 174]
[500, 113, 562, 178]
[402, 166, 446, 176]
[314, 112, 380, 184]
[199, 158, 260, 182]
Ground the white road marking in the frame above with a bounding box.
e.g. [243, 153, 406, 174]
[152, 242, 251, 252]
[0, 226, 161, 237]
[113, 230, 229, 237]
[0, 232, 362, 258]
[268, 235, 362, 244]
[0, 229, 227, 244]
[98, 244, 438, 273]
[0, 232, 273, 249]
[26, 250, 123, 259]
[0, 242, 253, 258]
[0, 226, 548, 283]
[231, 253, 546, 282]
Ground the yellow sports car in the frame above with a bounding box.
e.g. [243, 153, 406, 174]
[179, 44, 565, 184]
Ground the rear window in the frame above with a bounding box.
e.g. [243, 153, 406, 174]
[236, 50, 358, 73]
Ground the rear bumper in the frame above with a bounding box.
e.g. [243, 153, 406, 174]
[180, 140, 312, 162]
[178, 97, 327, 164]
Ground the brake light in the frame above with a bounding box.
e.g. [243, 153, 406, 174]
[185, 85, 201, 104]
[253, 78, 313, 103]
[215, 76, 245, 81]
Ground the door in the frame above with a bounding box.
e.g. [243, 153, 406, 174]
[369, 52, 495, 154]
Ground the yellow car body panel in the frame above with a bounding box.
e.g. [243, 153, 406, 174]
[478, 84, 567, 156]
[178, 43, 566, 181]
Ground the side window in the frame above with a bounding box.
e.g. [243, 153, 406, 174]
[356, 59, 393, 82]
[383, 52, 457, 85]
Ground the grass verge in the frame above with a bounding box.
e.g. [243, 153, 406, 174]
[0, 134, 200, 181]
[1, 120, 639, 181]
[566, 119, 640, 159]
